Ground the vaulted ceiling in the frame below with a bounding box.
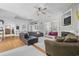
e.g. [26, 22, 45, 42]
[0, 3, 72, 21]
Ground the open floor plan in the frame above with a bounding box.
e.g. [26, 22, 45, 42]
[0, 3, 79, 56]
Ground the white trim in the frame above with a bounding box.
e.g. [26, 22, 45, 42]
[63, 9, 72, 15]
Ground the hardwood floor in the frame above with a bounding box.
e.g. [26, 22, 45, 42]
[0, 36, 25, 52]
[33, 44, 45, 54]
[0, 36, 45, 55]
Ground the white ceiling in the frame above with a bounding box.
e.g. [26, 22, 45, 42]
[0, 3, 37, 19]
[45, 3, 72, 14]
[0, 3, 72, 20]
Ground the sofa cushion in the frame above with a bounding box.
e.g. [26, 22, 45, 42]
[24, 33, 29, 38]
[48, 32, 58, 36]
[56, 36, 64, 42]
[28, 32, 43, 37]
[28, 36, 37, 40]
[64, 33, 78, 42]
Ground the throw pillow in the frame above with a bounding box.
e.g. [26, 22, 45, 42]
[64, 33, 78, 42]
[56, 36, 64, 42]
[24, 33, 29, 38]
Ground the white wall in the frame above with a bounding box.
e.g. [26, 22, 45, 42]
[0, 9, 29, 36]
[36, 12, 62, 36]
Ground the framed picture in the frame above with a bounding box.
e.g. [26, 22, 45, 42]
[16, 26, 19, 30]
[5, 25, 11, 34]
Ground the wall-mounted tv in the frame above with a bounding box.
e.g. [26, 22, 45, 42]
[64, 16, 71, 26]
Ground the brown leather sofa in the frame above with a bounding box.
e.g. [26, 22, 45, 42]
[44, 40, 79, 56]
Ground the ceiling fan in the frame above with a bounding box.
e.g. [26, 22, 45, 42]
[34, 4, 47, 16]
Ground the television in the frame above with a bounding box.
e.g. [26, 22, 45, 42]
[64, 16, 71, 26]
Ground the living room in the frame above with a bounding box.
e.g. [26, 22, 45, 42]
[0, 3, 79, 56]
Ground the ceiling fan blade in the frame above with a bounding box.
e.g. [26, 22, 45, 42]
[43, 8, 47, 10]
[41, 11, 46, 14]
